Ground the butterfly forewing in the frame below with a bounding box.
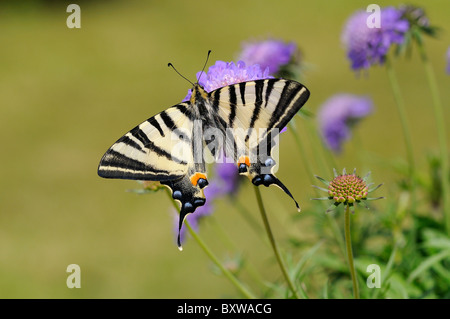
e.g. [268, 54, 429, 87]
[98, 102, 195, 181]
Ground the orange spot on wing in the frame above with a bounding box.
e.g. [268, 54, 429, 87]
[190, 172, 207, 186]
[238, 156, 250, 167]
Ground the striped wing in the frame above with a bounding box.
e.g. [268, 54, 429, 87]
[209, 79, 309, 145]
[98, 102, 209, 249]
[98, 103, 195, 181]
[207, 79, 310, 209]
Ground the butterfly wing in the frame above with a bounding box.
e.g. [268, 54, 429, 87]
[98, 103, 195, 180]
[207, 79, 310, 210]
[98, 102, 209, 249]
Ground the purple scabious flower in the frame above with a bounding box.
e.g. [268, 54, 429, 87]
[183, 60, 272, 101]
[318, 94, 373, 153]
[342, 7, 410, 70]
[447, 46, 450, 74]
[209, 160, 242, 197]
[238, 39, 297, 75]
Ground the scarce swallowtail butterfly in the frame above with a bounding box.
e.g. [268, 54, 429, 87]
[98, 54, 310, 249]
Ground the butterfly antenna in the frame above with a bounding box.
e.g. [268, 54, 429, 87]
[197, 50, 211, 84]
[168, 62, 195, 86]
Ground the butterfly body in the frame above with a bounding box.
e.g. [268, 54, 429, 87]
[98, 78, 310, 249]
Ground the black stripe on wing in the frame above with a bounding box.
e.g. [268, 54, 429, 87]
[120, 135, 146, 153]
[245, 80, 264, 142]
[147, 117, 165, 137]
[129, 125, 187, 165]
[211, 90, 221, 112]
[98, 150, 183, 181]
[130, 126, 152, 147]
[228, 85, 237, 127]
[239, 82, 246, 105]
[264, 78, 276, 107]
[175, 103, 196, 121]
[267, 81, 309, 131]
[160, 110, 178, 131]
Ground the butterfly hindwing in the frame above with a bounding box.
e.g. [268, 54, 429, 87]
[98, 101, 210, 249]
[206, 79, 310, 210]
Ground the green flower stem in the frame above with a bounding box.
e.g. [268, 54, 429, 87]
[385, 57, 415, 182]
[290, 121, 346, 258]
[164, 189, 256, 299]
[416, 42, 450, 235]
[344, 204, 360, 299]
[207, 216, 268, 292]
[253, 186, 300, 299]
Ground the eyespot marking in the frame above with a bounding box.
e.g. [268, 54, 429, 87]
[190, 172, 207, 187]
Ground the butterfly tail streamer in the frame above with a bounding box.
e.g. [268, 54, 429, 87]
[252, 174, 301, 212]
[177, 211, 186, 251]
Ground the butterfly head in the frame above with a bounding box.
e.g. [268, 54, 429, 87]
[190, 83, 208, 105]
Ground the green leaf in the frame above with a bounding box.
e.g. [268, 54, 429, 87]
[291, 241, 324, 280]
[314, 175, 329, 186]
[407, 249, 450, 283]
[311, 185, 329, 193]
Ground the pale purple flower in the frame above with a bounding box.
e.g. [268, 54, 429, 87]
[318, 94, 373, 153]
[398, 4, 430, 29]
[342, 7, 410, 70]
[210, 161, 242, 196]
[183, 60, 272, 101]
[238, 39, 297, 75]
[447, 46, 450, 74]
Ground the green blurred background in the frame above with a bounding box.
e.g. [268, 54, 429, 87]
[0, 0, 449, 298]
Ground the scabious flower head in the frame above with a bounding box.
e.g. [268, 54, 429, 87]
[342, 7, 410, 70]
[238, 39, 298, 76]
[183, 60, 272, 101]
[313, 168, 383, 213]
[328, 173, 368, 204]
[318, 94, 373, 153]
